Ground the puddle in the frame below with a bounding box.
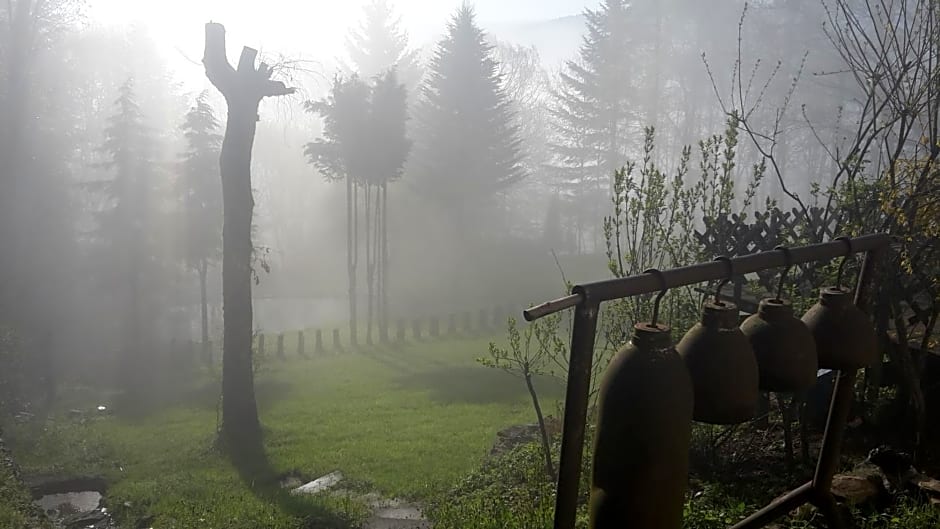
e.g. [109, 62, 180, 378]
[36, 491, 102, 516]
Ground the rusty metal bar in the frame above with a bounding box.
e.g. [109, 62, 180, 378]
[729, 481, 814, 529]
[526, 234, 889, 321]
[808, 369, 855, 529]
[539, 235, 890, 529]
[553, 290, 600, 529]
[524, 293, 582, 321]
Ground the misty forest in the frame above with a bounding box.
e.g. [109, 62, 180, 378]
[1, 0, 940, 528]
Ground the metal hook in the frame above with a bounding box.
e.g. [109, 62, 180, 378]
[774, 245, 793, 301]
[713, 256, 734, 304]
[835, 236, 853, 290]
[644, 268, 668, 327]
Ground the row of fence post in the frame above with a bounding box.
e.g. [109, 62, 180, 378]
[242, 305, 520, 359]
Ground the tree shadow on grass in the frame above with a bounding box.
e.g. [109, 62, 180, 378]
[395, 365, 564, 405]
[225, 438, 358, 529]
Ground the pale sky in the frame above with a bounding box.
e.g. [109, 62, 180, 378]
[88, 0, 595, 56]
[86, 0, 596, 92]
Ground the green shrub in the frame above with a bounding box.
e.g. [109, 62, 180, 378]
[426, 442, 577, 529]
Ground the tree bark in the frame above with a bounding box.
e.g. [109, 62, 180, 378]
[203, 22, 293, 449]
[350, 179, 359, 347]
[365, 184, 374, 346]
[380, 183, 389, 343]
[524, 371, 556, 480]
[199, 258, 210, 365]
[890, 296, 927, 457]
[219, 100, 261, 446]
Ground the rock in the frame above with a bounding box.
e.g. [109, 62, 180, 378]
[916, 476, 940, 496]
[867, 445, 913, 476]
[831, 474, 884, 505]
[291, 471, 344, 495]
[489, 424, 541, 458]
[61, 508, 113, 529]
[26, 475, 108, 498]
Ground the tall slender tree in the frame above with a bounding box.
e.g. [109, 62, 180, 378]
[306, 71, 409, 345]
[306, 75, 371, 348]
[411, 5, 525, 239]
[178, 91, 222, 364]
[366, 70, 410, 342]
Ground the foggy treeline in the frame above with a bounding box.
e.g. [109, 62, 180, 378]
[0, 0, 901, 401]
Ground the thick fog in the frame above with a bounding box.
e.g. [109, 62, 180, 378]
[0, 0, 899, 392]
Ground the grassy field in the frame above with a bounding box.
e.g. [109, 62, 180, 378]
[5, 335, 564, 528]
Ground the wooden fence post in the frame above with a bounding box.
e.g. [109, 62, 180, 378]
[478, 309, 489, 333]
[397, 319, 406, 342]
[332, 328, 343, 352]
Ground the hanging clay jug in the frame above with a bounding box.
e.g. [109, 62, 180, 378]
[591, 323, 693, 529]
[677, 301, 759, 424]
[741, 298, 818, 392]
[801, 286, 878, 370]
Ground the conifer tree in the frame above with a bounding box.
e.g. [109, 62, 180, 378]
[411, 4, 525, 238]
[549, 0, 635, 250]
[96, 78, 158, 390]
[345, 0, 420, 86]
[178, 91, 222, 363]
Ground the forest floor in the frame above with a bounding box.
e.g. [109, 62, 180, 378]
[3, 334, 562, 528]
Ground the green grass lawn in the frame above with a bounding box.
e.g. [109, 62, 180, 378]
[5, 335, 564, 528]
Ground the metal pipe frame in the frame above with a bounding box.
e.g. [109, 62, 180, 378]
[528, 234, 890, 529]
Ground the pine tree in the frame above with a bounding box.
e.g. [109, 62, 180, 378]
[549, 0, 636, 251]
[178, 91, 222, 364]
[96, 78, 157, 391]
[345, 0, 420, 85]
[411, 5, 525, 238]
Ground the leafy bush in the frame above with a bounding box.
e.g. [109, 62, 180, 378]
[0, 327, 26, 418]
[426, 441, 582, 529]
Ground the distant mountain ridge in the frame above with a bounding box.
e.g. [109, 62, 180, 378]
[412, 13, 587, 69]
[485, 14, 587, 67]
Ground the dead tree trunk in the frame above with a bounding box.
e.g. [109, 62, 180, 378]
[203, 22, 293, 449]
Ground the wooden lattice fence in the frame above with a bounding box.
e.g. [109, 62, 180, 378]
[695, 206, 843, 302]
